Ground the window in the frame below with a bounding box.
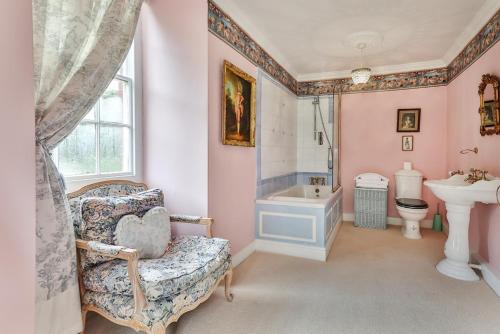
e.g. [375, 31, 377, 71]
[53, 44, 137, 181]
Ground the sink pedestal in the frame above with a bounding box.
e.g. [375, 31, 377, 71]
[424, 174, 500, 281]
[436, 203, 479, 281]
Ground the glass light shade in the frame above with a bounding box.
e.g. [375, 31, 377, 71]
[351, 67, 371, 84]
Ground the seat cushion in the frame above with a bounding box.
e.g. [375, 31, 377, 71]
[395, 198, 428, 209]
[69, 182, 148, 237]
[81, 188, 165, 245]
[83, 235, 231, 301]
[83, 259, 231, 326]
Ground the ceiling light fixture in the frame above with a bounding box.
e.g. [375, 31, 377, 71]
[351, 42, 371, 84]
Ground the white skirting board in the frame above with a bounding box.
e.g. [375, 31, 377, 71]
[343, 213, 355, 221]
[472, 253, 500, 298]
[342, 213, 433, 229]
[254, 217, 343, 262]
[232, 241, 256, 267]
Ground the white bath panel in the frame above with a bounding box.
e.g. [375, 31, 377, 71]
[255, 217, 342, 262]
[259, 211, 317, 243]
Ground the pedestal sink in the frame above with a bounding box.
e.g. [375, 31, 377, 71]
[424, 174, 500, 281]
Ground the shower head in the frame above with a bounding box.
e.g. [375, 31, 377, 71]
[312, 96, 320, 105]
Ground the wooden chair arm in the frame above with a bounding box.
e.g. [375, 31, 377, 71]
[75, 239, 147, 321]
[76, 239, 139, 261]
[169, 216, 214, 237]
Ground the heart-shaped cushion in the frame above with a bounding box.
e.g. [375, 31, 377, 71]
[114, 206, 171, 259]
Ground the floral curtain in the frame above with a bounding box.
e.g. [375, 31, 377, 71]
[33, 1, 142, 333]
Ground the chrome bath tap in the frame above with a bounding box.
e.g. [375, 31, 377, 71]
[309, 176, 326, 186]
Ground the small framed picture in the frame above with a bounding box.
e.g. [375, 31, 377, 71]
[397, 108, 421, 132]
[402, 136, 414, 151]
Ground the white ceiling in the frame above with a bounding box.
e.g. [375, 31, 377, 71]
[213, 0, 500, 80]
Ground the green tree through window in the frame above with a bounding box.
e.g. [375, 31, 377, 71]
[53, 45, 135, 180]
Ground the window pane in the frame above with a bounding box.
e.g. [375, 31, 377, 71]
[99, 126, 131, 173]
[58, 124, 96, 176]
[117, 61, 127, 77]
[117, 58, 129, 77]
[117, 42, 134, 77]
[83, 106, 96, 121]
[100, 79, 131, 124]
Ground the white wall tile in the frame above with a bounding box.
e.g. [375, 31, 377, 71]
[260, 75, 297, 179]
[297, 96, 332, 173]
[260, 79, 332, 179]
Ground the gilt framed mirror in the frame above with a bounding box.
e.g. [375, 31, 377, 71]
[478, 74, 499, 136]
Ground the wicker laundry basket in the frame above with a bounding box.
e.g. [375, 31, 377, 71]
[354, 173, 389, 229]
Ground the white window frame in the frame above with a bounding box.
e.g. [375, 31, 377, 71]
[60, 25, 143, 192]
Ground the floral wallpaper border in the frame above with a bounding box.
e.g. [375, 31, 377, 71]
[208, 2, 499, 96]
[447, 10, 499, 82]
[208, 0, 298, 93]
[297, 68, 449, 95]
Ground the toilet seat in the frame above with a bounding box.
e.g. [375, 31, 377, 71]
[395, 198, 428, 209]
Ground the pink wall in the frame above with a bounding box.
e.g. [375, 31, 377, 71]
[446, 42, 500, 275]
[142, 0, 209, 216]
[0, 0, 35, 332]
[208, 34, 257, 254]
[142, 1, 256, 254]
[341, 87, 448, 219]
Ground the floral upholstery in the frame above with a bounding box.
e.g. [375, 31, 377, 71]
[83, 235, 230, 301]
[87, 241, 125, 256]
[79, 189, 164, 269]
[69, 183, 147, 236]
[83, 260, 231, 327]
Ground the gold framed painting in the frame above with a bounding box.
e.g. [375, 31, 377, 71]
[222, 60, 256, 147]
[397, 108, 421, 132]
[478, 73, 499, 136]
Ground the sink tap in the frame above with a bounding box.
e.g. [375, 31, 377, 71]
[465, 169, 480, 183]
[465, 169, 488, 184]
[450, 170, 464, 176]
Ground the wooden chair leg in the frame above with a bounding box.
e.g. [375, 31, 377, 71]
[80, 307, 88, 334]
[151, 322, 166, 334]
[224, 269, 234, 302]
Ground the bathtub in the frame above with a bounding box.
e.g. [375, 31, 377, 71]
[255, 185, 343, 261]
[267, 185, 334, 205]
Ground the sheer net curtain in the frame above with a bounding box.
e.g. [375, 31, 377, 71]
[33, 1, 142, 333]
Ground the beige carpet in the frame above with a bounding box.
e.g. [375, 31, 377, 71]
[85, 222, 500, 334]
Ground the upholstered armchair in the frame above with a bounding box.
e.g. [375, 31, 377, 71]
[68, 180, 233, 334]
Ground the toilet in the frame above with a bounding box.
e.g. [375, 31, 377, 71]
[395, 162, 428, 239]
